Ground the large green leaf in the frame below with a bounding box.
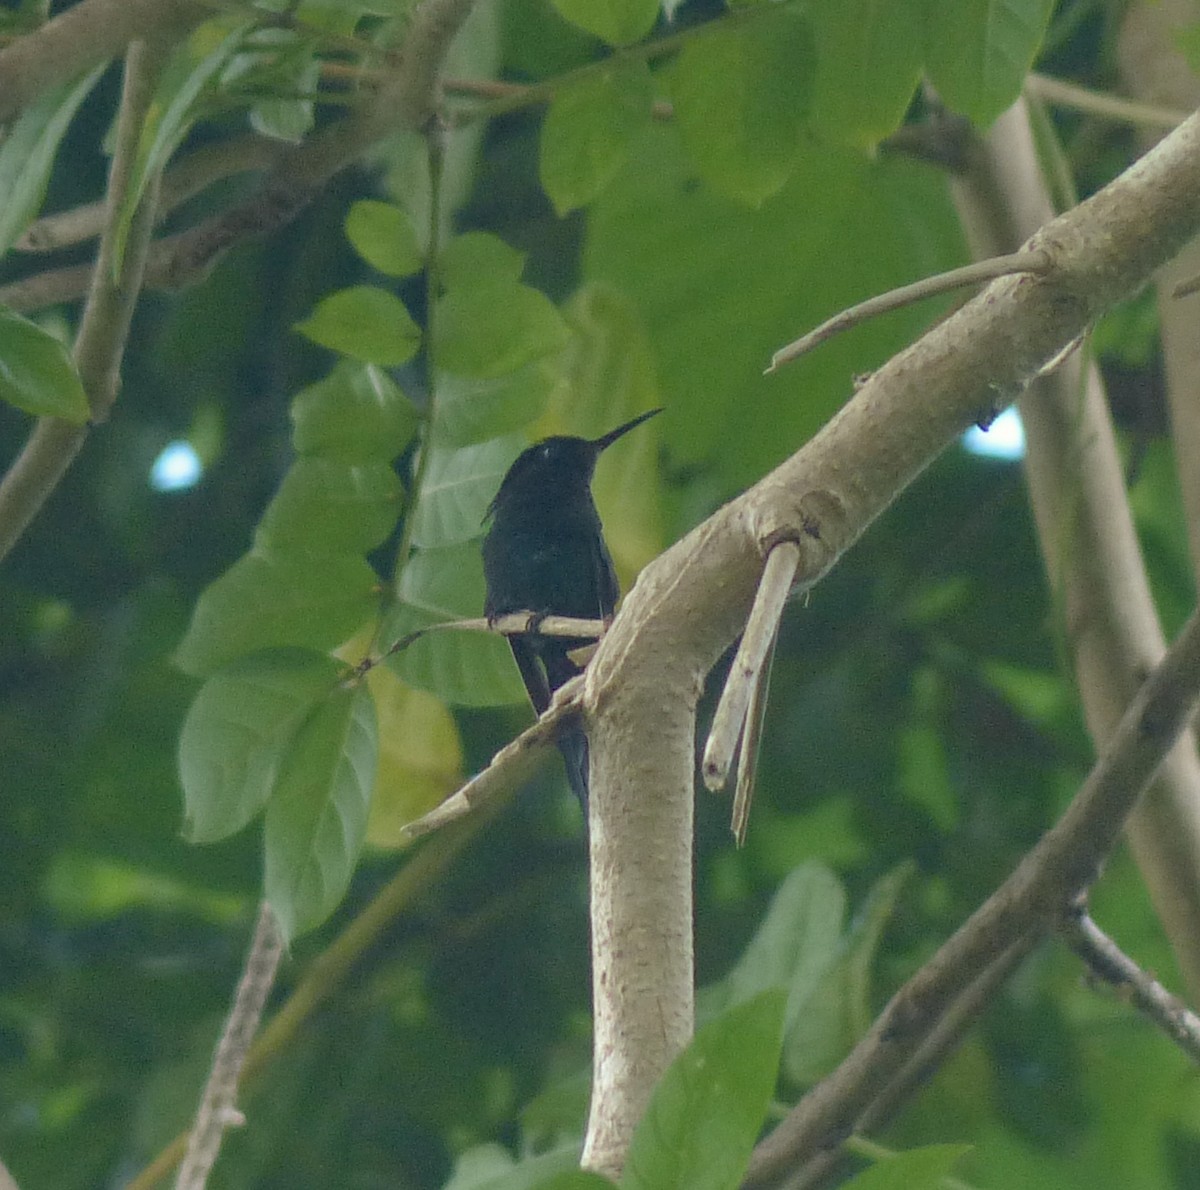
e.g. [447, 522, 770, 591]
[256, 457, 403, 554]
[621, 991, 786, 1190]
[705, 862, 847, 1037]
[585, 123, 966, 495]
[0, 64, 106, 256]
[174, 548, 380, 676]
[178, 649, 342, 843]
[385, 541, 528, 707]
[295, 285, 421, 366]
[410, 435, 523, 548]
[442, 1145, 605, 1190]
[924, 0, 1055, 126]
[264, 681, 378, 940]
[432, 358, 556, 447]
[549, 0, 657, 46]
[290, 361, 417, 462]
[0, 307, 88, 422]
[840, 1144, 972, 1189]
[554, 285, 666, 578]
[808, 0, 924, 146]
[783, 863, 913, 1084]
[668, 11, 813, 207]
[539, 60, 654, 214]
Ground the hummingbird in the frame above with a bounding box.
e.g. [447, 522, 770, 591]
[481, 408, 663, 810]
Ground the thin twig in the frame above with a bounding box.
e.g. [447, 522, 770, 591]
[0, 35, 170, 564]
[702, 539, 800, 841]
[175, 903, 284, 1190]
[360, 612, 608, 676]
[1026, 72, 1189, 131]
[767, 250, 1052, 374]
[125, 805, 498, 1190]
[745, 600, 1200, 1187]
[402, 675, 584, 838]
[782, 941, 1029, 1190]
[1061, 899, 1200, 1063]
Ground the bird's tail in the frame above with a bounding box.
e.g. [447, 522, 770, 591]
[557, 726, 590, 815]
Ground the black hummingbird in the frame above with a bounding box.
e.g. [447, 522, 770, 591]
[482, 407, 663, 810]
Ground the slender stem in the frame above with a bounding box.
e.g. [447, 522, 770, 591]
[1026, 72, 1189, 130]
[124, 807, 497, 1190]
[174, 904, 284, 1190]
[768, 250, 1052, 373]
[1061, 899, 1200, 1063]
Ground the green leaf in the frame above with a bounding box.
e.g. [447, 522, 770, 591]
[840, 1144, 972, 1189]
[345, 200, 424, 276]
[714, 863, 847, 1032]
[549, 0, 657, 46]
[0, 307, 88, 422]
[440, 232, 527, 290]
[668, 12, 813, 206]
[0, 64, 106, 257]
[442, 1143, 598, 1190]
[585, 123, 966, 491]
[783, 863, 913, 1084]
[924, 0, 1055, 127]
[555, 285, 666, 577]
[808, 0, 924, 146]
[178, 649, 342, 843]
[174, 548, 380, 677]
[114, 21, 250, 273]
[410, 434, 523, 548]
[433, 358, 557, 446]
[539, 61, 654, 214]
[295, 285, 421, 365]
[290, 361, 417, 461]
[385, 541, 528, 707]
[264, 681, 377, 940]
[622, 991, 786, 1190]
[256, 457, 403, 554]
[434, 283, 569, 379]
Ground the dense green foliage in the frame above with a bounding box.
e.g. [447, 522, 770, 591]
[1, 0, 1197, 1187]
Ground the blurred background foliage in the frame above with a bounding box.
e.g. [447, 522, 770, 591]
[1, 0, 1198, 1187]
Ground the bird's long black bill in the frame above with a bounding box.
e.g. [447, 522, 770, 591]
[592, 406, 663, 452]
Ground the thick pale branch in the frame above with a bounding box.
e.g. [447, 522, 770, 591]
[581, 101, 1200, 1175]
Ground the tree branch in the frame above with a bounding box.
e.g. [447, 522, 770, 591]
[0, 0, 481, 562]
[0, 35, 171, 563]
[745, 601, 1200, 1187]
[951, 101, 1200, 999]
[175, 903, 284, 1190]
[1062, 900, 1200, 1063]
[579, 98, 1200, 1175]
[0, 0, 207, 123]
